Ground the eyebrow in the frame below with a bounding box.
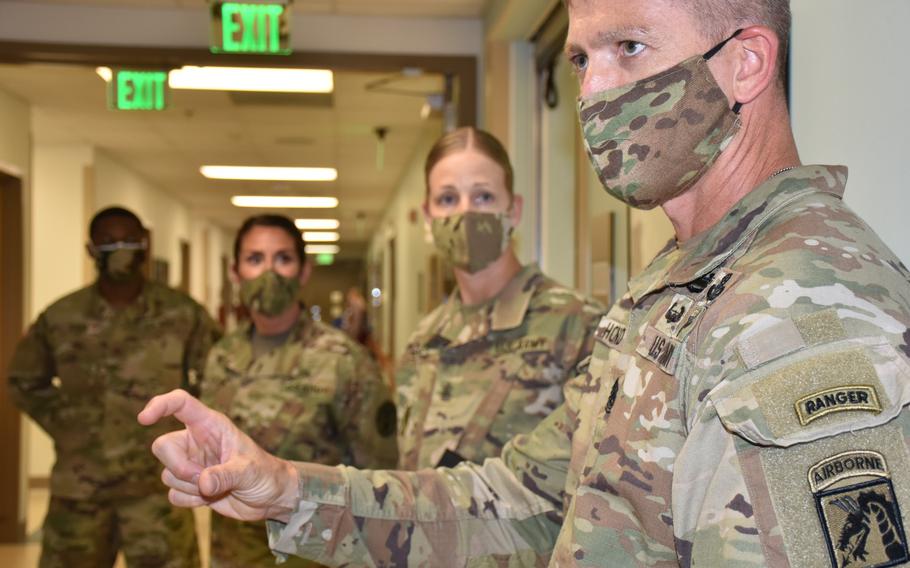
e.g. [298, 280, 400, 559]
[564, 25, 653, 56]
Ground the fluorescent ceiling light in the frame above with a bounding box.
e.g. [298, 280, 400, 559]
[305, 244, 340, 255]
[202, 166, 337, 182]
[302, 231, 340, 242]
[169, 66, 333, 93]
[295, 219, 340, 230]
[231, 196, 339, 208]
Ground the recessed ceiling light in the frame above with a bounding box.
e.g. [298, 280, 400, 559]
[302, 231, 340, 242]
[295, 219, 340, 230]
[202, 166, 337, 182]
[305, 244, 340, 255]
[96, 66, 334, 94]
[231, 196, 339, 208]
[170, 66, 333, 93]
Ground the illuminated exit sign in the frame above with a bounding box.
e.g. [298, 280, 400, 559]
[108, 70, 168, 111]
[211, 2, 291, 55]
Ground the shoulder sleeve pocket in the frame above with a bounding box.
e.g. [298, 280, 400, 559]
[710, 336, 910, 447]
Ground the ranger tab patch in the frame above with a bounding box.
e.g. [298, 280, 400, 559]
[795, 385, 882, 426]
[810, 450, 909, 568]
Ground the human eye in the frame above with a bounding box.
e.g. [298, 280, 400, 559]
[473, 190, 496, 207]
[568, 51, 589, 76]
[275, 251, 295, 266]
[619, 40, 646, 58]
[244, 252, 263, 265]
[435, 191, 459, 208]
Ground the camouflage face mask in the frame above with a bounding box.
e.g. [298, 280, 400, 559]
[578, 29, 744, 210]
[91, 241, 146, 281]
[239, 270, 301, 317]
[431, 211, 513, 274]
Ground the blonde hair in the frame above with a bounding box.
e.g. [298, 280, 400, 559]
[424, 127, 514, 196]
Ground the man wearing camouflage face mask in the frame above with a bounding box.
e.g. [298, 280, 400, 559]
[142, 1, 910, 566]
[8, 206, 221, 567]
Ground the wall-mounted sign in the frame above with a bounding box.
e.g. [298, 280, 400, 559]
[211, 2, 291, 55]
[108, 70, 168, 111]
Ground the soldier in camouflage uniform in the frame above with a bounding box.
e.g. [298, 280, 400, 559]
[200, 214, 397, 568]
[141, 2, 910, 567]
[8, 206, 220, 568]
[397, 127, 604, 471]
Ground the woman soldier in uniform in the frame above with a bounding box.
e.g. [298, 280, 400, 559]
[200, 215, 398, 567]
[397, 127, 604, 470]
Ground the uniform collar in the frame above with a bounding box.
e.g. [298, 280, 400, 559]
[228, 305, 313, 371]
[627, 165, 848, 302]
[87, 279, 152, 319]
[438, 263, 542, 342]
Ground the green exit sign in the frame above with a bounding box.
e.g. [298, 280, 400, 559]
[108, 70, 168, 111]
[212, 2, 291, 55]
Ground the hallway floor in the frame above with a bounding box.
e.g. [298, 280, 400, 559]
[0, 488, 211, 568]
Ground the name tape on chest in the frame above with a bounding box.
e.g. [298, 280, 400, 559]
[810, 450, 909, 568]
[795, 385, 882, 426]
[636, 327, 680, 374]
[595, 316, 627, 348]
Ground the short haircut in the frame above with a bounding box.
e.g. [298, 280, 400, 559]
[233, 214, 308, 266]
[682, 0, 791, 84]
[88, 206, 144, 239]
[424, 127, 515, 197]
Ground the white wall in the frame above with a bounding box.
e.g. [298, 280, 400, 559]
[791, 0, 910, 265]
[368, 128, 440, 360]
[0, 86, 32, 534]
[94, 151, 190, 289]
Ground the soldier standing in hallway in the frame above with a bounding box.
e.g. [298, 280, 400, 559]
[200, 214, 397, 568]
[141, 0, 910, 566]
[7, 206, 220, 567]
[396, 127, 604, 471]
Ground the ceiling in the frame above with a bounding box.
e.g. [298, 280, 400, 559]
[0, 61, 444, 252]
[10, 0, 491, 18]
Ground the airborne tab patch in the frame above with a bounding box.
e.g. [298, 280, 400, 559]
[795, 385, 882, 426]
[811, 451, 909, 568]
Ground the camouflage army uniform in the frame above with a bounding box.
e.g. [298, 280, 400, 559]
[201, 310, 398, 568]
[7, 280, 220, 568]
[396, 263, 604, 470]
[264, 166, 910, 567]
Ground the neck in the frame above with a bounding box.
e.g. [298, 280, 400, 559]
[97, 276, 144, 309]
[251, 303, 301, 336]
[454, 250, 522, 306]
[663, 102, 801, 242]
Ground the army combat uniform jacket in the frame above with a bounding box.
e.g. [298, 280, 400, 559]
[8, 280, 221, 500]
[396, 263, 604, 470]
[202, 310, 398, 567]
[264, 166, 910, 567]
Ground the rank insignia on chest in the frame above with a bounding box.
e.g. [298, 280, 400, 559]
[810, 451, 909, 568]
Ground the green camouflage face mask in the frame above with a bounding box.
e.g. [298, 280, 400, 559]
[578, 29, 743, 210]
[92, 241, 146, 281]
[431, 211, 513, 274]
[240, 270, 301, 317]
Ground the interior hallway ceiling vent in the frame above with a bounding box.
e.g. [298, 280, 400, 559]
[227, 91, 334, 107]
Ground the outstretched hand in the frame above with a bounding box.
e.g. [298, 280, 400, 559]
[138, 389, 299, 523]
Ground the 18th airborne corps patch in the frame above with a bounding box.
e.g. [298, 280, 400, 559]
[810, 451, 910, 568]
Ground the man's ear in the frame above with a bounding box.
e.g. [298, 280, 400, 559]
[85, 242, 96, 259]
[729, 25, 780, 107]
[299, 260, 313, 287]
